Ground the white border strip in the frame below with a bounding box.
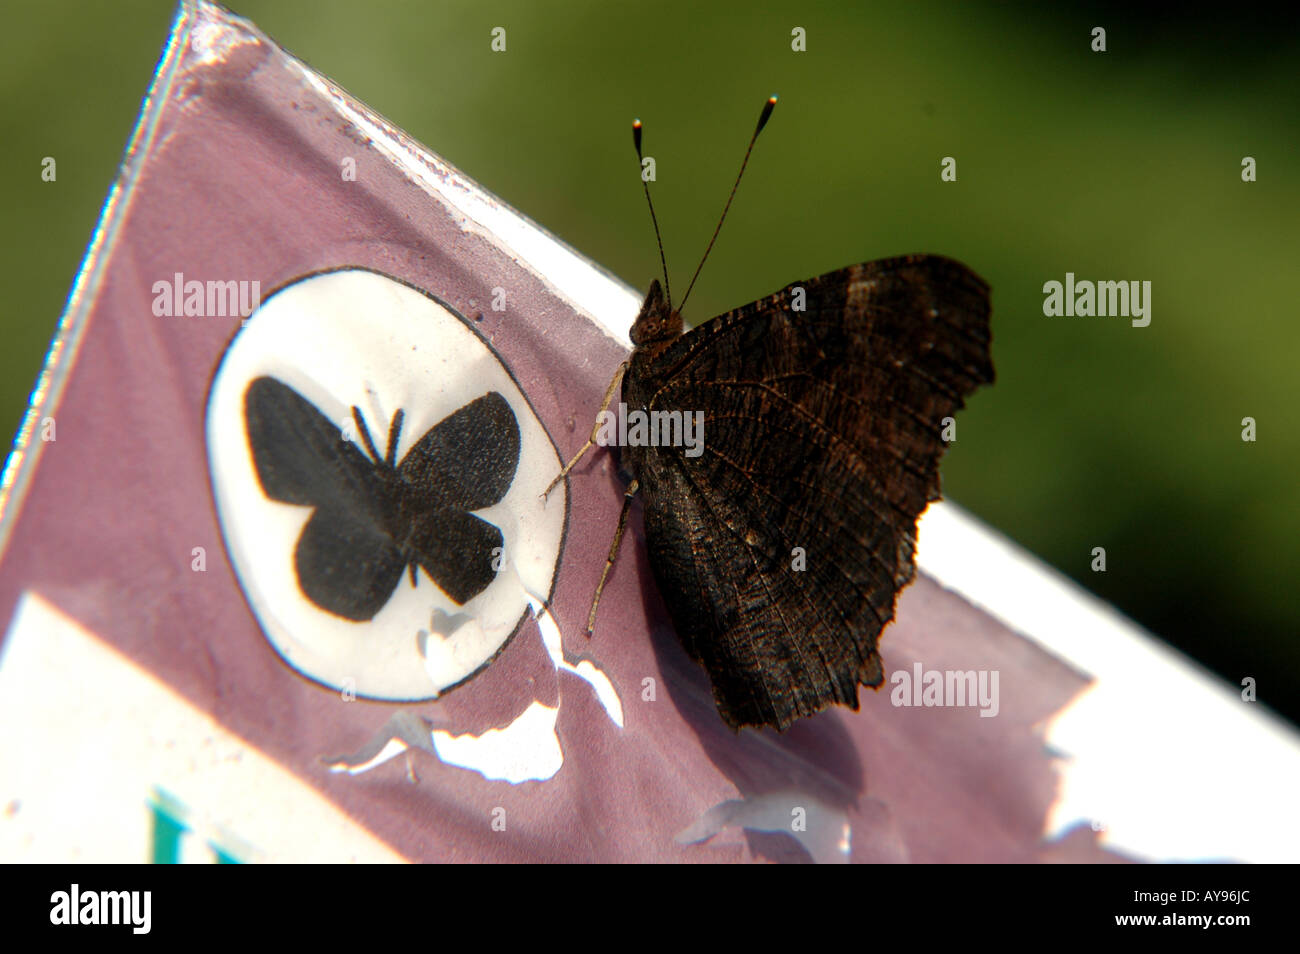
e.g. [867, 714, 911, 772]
[918, 501, 1300, 862]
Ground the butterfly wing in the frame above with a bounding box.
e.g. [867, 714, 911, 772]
[294, 504, 408, 621]
[395, 392, 521, 604]
[624, 255, 993, 729]
[244, 375, 405, 621]
[406, 507, 509, 606]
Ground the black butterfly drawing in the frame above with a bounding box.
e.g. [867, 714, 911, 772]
[559, 98, 994, 730]
[245, 376, 521, 621]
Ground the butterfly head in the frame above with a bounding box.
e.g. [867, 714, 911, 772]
[630, 279, 683, 346]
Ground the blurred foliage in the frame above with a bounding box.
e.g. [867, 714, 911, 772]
[1, 1, 1296, 722]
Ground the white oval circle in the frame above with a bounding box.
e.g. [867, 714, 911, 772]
[207, 268, 566, 700]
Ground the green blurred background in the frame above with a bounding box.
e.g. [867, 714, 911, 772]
[2, 2, 1296, 723]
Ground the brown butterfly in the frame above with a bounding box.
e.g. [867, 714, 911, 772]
[551, 97, 994, 730]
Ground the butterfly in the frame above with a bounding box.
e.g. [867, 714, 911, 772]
[560, 97, 994, 730]
[623, 257, 992, 730]
[244, 376, 521, 621]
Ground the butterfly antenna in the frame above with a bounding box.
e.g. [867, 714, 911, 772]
[386, 409, 404, 469]
[633, 117, 672, 309]
[677, 95, 777, 313]
[352, 406, 382, 463]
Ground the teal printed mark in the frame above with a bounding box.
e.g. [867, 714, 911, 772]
[149, 787, 247, 864]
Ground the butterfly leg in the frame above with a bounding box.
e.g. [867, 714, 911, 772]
[586, 478, 639, 637]
[542, 360, 629, 499]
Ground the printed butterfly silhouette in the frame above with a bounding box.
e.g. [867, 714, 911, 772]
[245, 376, 520, 621]
[555, 97, 994, 730]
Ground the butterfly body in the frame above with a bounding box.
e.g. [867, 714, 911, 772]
[620, 255, 993, 730]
